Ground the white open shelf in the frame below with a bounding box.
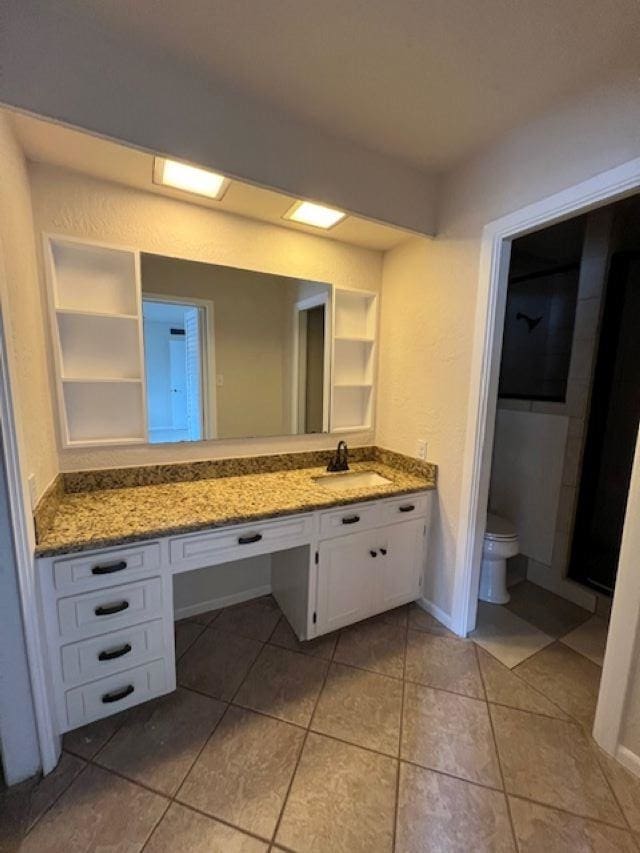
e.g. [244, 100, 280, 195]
[331, 290, 377, 432]
[46, 236, 147, 447]
[57, 313, 142, 381]
[63, 381, 146, 444]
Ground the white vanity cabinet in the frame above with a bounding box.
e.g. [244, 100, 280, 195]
[315, 496, 429, 635]
[36, 490, 431, 735]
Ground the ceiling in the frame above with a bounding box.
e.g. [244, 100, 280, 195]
[10, 111, 409, 252]
[55, 0, 640, 171]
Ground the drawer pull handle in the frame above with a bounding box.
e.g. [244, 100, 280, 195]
[98, 643, 132, 662]
[92, 560, 128, 575]
[370, 550, 378, 558]
[342, 515, 360, 525]
[238, 533, 262, 545]
[101, 684, 134, 704]
[399, 504, 415, 513]
[94, 600, 129, 617]
[380, 548, 387, 555]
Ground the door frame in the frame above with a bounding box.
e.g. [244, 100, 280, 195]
[143, 293, 217, 440]
[290, 292, 331, 434]
[454, 154, 640, 760]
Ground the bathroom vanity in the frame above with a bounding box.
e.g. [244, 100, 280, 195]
[34, 454, 435, 734]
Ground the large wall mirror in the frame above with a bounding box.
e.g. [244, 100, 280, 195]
[140, 254, 332, 442]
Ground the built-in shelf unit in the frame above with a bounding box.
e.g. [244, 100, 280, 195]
[45, 236, 147, 447]
[331, 289, 377, 432]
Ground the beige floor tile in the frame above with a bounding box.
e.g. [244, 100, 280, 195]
[408, 603, 456, 637]
[95, 688, 226, 795]
[276, 732, 397, 853]
[20, 764, 167, 853]
[62, 711, 129, 759]
[471, 601, 554, 668]
[269, 616, 338, 660]
[406, 630, 483, 698]
[401, 682, 502, 788]
[372, 604, 409, 628]
[177, 626, 262, 700]
[145, 802, 268, 852]
[477, 647, 567, 719]
[235, 644, 328, 726]
[333, 619, 406, 678]
[184, 608, 221, 626]
[311, 662, 402, 755]
[213, 595, 281, 641]
[514, 641, 601, 728]
[174, 620, 205, 660]
[509, 796, 636, 852]
[397, 763, 515, 852]
[561, 615, 609, 666]
[506, 580, 592, 637]
[178, 705, 303, 838]
[0, 752, 85, 846]
[490, 704, 623, 825]
[595, 747, 640, 833]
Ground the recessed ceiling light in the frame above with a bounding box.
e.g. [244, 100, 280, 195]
[153, 157, 229, 200]
[284, 200, 346, 229]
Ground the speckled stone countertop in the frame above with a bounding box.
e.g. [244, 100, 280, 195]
[35, 454, 436, 557]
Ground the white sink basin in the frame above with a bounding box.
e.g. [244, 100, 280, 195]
[312, 470, 392, 491]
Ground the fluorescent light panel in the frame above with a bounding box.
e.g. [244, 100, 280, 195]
[284, 200, 346, 229]
[153, 157, 229, 200]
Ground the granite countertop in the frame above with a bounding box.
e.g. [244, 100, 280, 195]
[35, 460, 436, 557]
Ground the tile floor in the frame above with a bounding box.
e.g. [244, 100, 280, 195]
[4, 588, 638, 853]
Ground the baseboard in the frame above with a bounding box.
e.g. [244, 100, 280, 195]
[174, 584, 272, 621]
[616, 744, 640, 780]
[526, 562, 597, 611]
[415, 597, 460, 636]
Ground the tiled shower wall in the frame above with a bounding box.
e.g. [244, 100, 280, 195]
[496, 207, 614, 607]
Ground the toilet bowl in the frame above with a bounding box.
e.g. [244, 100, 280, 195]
[479, 514, 519, 604]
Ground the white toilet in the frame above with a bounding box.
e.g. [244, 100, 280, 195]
[479, 513, 519, 604]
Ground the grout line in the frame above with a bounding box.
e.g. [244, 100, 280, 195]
[475, 643, 520, 852]
[170, 797, 275, 846]
[590, 745, 637, 838]
[140, 798, 172, 852]
[21, 758, 93, 840]
[268, 615, 342, 847]
[392, 613, 409, 851]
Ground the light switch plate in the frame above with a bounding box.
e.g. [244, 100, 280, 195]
[417, 439, 427, 460]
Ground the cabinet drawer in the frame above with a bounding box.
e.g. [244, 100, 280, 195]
[64, 658, 168, 730]
[53, 543, 161, 592]
[169, 515, 313, 569]
[318, 502, 379, 538]
[57, 577, 163, 639]
[379, 493, 429, 524]
[60, 619, 165, 685]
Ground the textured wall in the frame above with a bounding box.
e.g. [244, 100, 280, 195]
[0, 116, 58, 502]
[28, 163, 383, 470]
[377, 73, 640, 620]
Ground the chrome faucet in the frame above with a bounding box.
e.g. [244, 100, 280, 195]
[327, 440, 349, 472]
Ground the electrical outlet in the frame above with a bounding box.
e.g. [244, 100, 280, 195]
[416, 439, 427, 460]
[216, 374, 224, 386]
[28, 474, 37, 510]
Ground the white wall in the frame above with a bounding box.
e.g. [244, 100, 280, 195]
[28, 163, 383, 470]
[377, 72, 640, 618]
[0, 2, 436, 235]
[0, 116, 58, 502]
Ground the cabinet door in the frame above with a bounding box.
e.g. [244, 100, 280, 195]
[376, 519, 425, 611]
[316, 529, 378, 634]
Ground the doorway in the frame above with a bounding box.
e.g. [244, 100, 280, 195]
[291, 293, 330, 435]
[457, 156, 640, 763]
[142, 297, 214, 443]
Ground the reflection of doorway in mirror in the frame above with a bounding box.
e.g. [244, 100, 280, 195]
[142, 297, 216, 443]
[292, 293, 330, 435]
